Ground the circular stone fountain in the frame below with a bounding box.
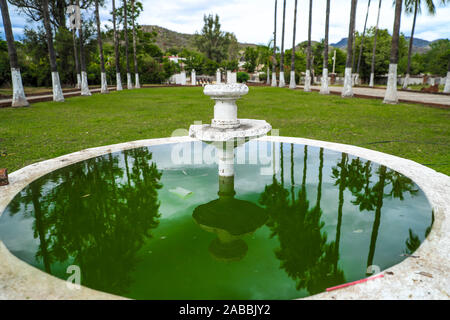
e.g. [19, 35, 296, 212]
[0, 85, 449, 300]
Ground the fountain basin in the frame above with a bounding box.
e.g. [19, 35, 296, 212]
[0, 136, 448, 300]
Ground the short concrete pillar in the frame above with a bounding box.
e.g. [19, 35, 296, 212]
[216, 69, 221, 84]
[191, 69, 196, 85]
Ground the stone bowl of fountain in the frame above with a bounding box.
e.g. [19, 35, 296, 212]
[189, 83, 272, 141]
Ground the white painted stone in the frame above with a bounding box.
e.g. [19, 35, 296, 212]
[342, 67, 353, 97]
[116, 73, 123, 91]
[289, 71, 296, 89]
[320, 68, 330, 95]
[384, 63, 398, 104]
[191, 69, 196, 86]
[444, 71, 450, 93]
[369, 72, 375, 87]
[11, 68, 29, 107]
[80, 71, 91, 96]
[304, 70, 311, 92]
[226, 70, 232, 84]
[51, 71, 65, 102]
[135, 73, 141, 89]
[76, 73, 81, 89]
[127, 73, 133, 89]
[181, 71, 187, 86]
[279, 71, 285, 87]
[402, 73, 410, 90]
[100, 72, 109, 94]
[271, 72, 277, 87]
[216, 69, 221, 84]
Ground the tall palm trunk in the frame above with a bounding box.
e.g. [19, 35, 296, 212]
[72, 28, 81, 89]
[41, 0, 64, 102]
[356, 0, 371, 85]
[0, 0, 29, 107]
[369, 0, 382, 87]
[383, 0, 403, 104]
[304, 0, 313, 92]
[320, 0, 331, 94]
[131, 0, 140, 88]
[76, 0, 91, 96]
[95, 0, 108, 94]
[279, 0, 287, 87]
[112, 0, 123, 90]
[271, 0, 278, 87]
[402, 0, 418, 90]
[289, 0, 298, 89]
[123, 0, 132, 89]
[342, 0, 358, 98]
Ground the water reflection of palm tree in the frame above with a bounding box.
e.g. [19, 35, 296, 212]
[7, 148, 162, 296]
[260, 145, 344, 294]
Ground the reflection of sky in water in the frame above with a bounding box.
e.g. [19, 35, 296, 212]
[0, 141, 433, 299]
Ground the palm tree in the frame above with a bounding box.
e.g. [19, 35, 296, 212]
[356, 0, 372, 85]
[112, 0, 123, 90]
[76, 0, 91, 96]
[41, 0, 64, 102]
[383, 0, 403, 104]
[0, 0, 29, 107]
[304, 0, 313, 92]
[402, 0, 442, 90]
[279, 0, 287, 87]
[95, 0, 108, 94]
[289, 0, 298, 89]
[369, 0, 383, 87]
[131, 0, 140, 88]
[320, 0, 331, 94]
[123, 0, 132, 89]
[342, 0, 358, 97]
[271, 0, 278, 87]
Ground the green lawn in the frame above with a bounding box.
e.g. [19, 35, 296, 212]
[0, 86, 449, 175]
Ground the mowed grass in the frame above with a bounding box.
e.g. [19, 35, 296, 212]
[0, 86, 449, 175]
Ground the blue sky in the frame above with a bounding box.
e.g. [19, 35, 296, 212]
[1, 0, 449, 47]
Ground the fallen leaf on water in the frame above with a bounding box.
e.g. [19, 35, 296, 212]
[81, 194, 90, 198]
[417, 271, 433, 278]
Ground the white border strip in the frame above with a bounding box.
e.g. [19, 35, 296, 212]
[0, 136, 449, 300]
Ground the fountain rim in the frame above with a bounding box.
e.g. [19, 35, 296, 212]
[0, 135, 448, 300]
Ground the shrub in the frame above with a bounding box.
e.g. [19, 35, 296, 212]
[237, 72, 249, 83]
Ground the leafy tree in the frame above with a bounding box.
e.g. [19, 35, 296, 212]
[243, 47, 258, 73]
[194, 14, 232, 63]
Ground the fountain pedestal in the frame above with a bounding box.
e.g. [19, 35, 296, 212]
[189, 84, 272, 142]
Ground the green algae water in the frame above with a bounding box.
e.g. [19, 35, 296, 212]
[0, 141, 433, 299]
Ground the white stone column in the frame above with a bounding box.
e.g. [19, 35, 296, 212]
[217, 144, 235, 177]
[100, 72, 108, 94]
[191, 69, 196, 86]
[279, 72, 285, 87]
[127, 73, 133, 89]
[304, 70, 311, 92]
[231, 72, 237, 84]
[216, 69, 221, 84]
[320, 68, 330, 95]
[181, 71, 187, 85]
[135, 73, 141, 89]
[383, 63, 398, 104]
[342, 67, 353, 97]
[369, 73, 375, 87]
[289, 71, 296, 89]
[11, 68, 29, 107]
[51, 71, 65, 102]
[444, 72, 450, 93]
[76, 74, 81, 89]
[116, 73, 123, 91]
[227, 70, 232, 84]
[81, 71, 91, 96]
[402, 74, 409, 90]
[271, 72, 277, 87]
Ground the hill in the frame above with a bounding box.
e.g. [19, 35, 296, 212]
[330, 36, 437, 53]
[141, 25, 257, 52]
